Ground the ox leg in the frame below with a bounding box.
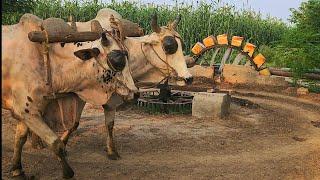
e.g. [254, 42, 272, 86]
[61, 97, 85, 146]
[11, 122, 29, 178]
[102, 104, 120, 160]
[23, 114, 74, 179]
[60, 120, 80, 146]
[31, 132, 46, 149]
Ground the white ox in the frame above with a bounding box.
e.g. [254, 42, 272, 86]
[2, 13, 137, 179]
[31, 8, 193, 160]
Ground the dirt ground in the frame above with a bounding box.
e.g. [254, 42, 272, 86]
[2, 87, 320, 179]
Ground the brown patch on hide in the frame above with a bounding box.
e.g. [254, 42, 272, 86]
[27, 96, 33, 102]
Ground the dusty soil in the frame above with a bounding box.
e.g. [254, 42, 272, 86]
[2, 88, 320, 179]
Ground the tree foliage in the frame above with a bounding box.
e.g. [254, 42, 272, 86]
[2, 0, 36, 24]
[2, 0, 35, 13]
[262, 0, 320, 79]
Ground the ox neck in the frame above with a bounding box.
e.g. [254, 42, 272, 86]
[124, 37, 163, 82]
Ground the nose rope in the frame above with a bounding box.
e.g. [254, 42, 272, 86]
[140, 42, 177, 78]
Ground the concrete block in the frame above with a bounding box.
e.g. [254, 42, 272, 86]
[222, 64, 258, 84]
[222, 64, 288, 87]
[188, 65, 214, 79]
[297, 87, 309, 95]
[192, 92, 231, 118]
[257, 75, 288, 87]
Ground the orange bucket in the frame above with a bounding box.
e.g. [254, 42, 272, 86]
[191, 42, 206, 55]
[231, 36, 244, 47]
[203, 35, 216, 48]
[253, 53, 266, 68]
[217, 34, 228, 45]
[243, 43, 256, 57]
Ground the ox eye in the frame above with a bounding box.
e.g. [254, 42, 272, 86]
[162, 36, 178, 55]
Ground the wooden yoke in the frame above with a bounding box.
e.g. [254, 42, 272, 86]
[109, 15, 144, 41]
[28, 17, 101, 43]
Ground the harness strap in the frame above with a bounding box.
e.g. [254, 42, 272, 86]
[41, 31, 55, 97]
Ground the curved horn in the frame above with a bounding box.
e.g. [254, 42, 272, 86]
[151, 14, 161, 33]
[91, 20, 103, 34]
[69, 15, 77, 32]
[171, 14, 181, 30]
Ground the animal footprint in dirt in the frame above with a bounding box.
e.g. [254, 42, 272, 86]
[311, 121, 320, 128]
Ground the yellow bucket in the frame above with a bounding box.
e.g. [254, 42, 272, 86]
[259, 68, 271, 76]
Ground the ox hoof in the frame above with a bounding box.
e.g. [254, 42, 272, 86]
[11, 171, 35, 180]
[62, 166, 74, 179]
[107, 152, 121, 160]
[63, 149, 68, 157]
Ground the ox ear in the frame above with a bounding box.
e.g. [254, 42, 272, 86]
[74, 47, 100, 61]
[141, 39, 160, 45]
[151, 13, 161, 33]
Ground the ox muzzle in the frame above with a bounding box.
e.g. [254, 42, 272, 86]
[184, 76, 193, 85]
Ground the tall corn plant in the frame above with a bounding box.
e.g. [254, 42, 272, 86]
[2, 0, 288, 54]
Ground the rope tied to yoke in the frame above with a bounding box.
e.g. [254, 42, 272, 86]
[41, 29, 56, 98]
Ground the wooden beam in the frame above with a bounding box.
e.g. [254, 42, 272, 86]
[28, 31, 100, 43]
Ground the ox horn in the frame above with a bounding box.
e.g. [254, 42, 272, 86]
[91, 20, 109, 46]
[170, 14, 181, 30]
[91, 20, 103, 34]
[69, 15, 77, 32]
[151, 13, 161, 33]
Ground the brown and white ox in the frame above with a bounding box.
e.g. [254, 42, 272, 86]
[31, 8, 193, 160]
[2, 13, 137, 179]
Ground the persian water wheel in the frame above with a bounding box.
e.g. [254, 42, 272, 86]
[188, 34, 271, 76]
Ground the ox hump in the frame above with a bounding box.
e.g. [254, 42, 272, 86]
[19, 13, 43, 31]
[95, 8, 122, 20]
